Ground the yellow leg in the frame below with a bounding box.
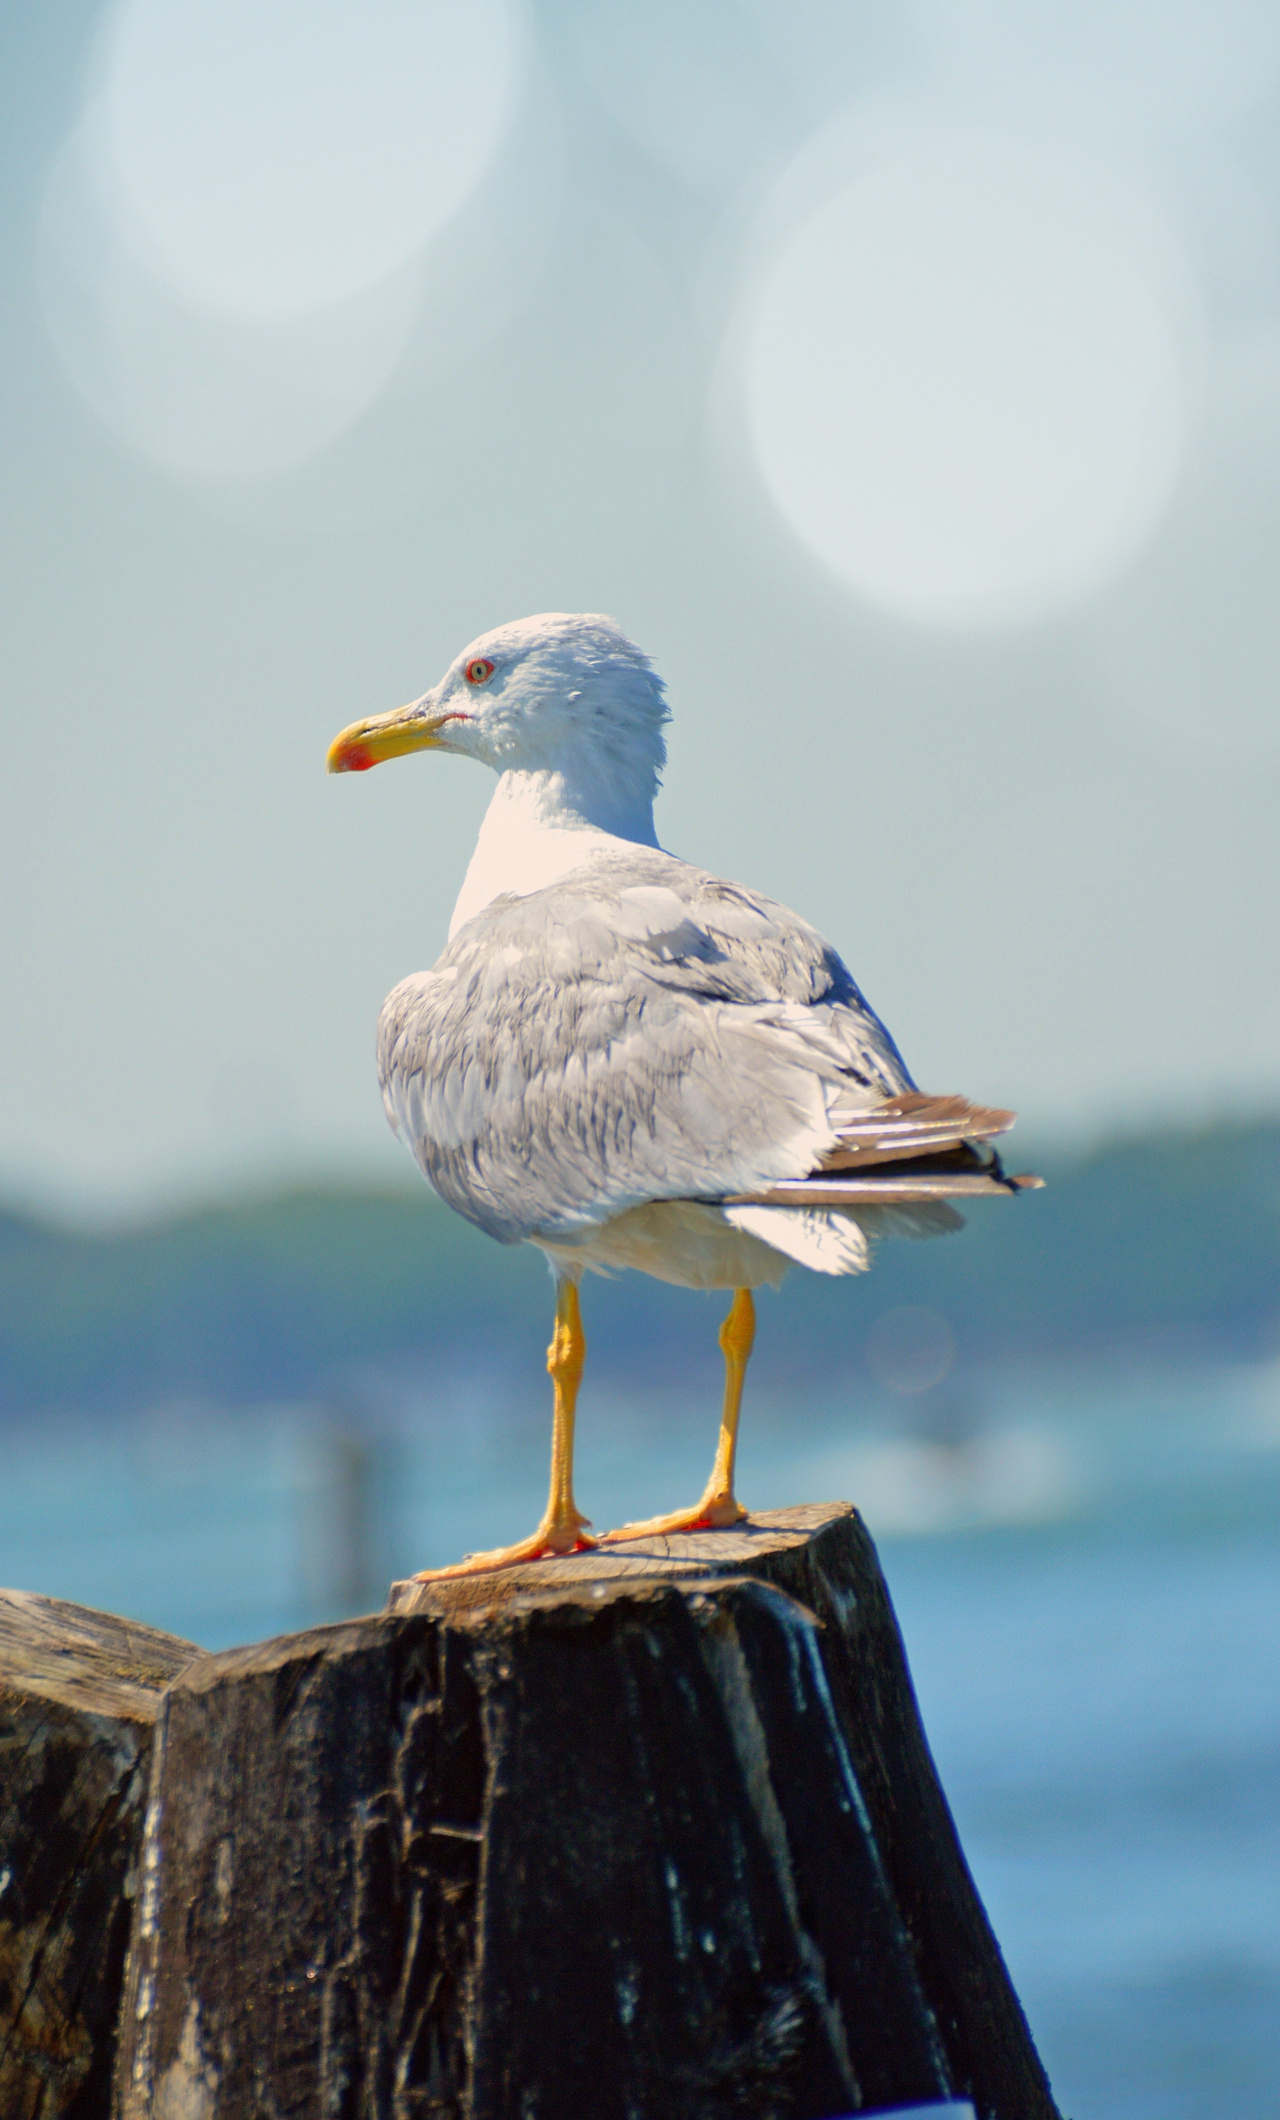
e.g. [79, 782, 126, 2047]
[414, 1279, 596, 1580]
[601, 1288, 755, 1543]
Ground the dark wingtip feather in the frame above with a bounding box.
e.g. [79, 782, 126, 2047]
[820, 1091, 1018, 1171]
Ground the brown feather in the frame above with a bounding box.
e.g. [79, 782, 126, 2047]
[819, 1091, 1017, 1170]
[726, 1168, 1043, 1208]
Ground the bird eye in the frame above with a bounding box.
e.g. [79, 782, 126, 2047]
[465, 658, 495, 685]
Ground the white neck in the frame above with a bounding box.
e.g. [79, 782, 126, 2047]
[449, 766, 659, 938]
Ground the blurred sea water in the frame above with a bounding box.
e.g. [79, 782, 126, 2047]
[2, 1356, 1278, 2120]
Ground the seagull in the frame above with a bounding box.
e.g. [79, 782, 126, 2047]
[328, 613, 1038, 1578]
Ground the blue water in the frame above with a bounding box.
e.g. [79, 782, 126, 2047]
[2, 1359, 1278, 2118]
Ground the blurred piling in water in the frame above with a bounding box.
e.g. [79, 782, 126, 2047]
[297, 1407, 405, 1618]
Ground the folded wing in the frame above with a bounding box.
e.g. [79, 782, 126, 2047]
[728, 1091, 1042, 1208]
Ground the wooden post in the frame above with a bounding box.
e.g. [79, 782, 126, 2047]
[0, 1590, 197, 2120]
[109, 1504, 1059, 2120]
[390, 1504, 1058, 2120]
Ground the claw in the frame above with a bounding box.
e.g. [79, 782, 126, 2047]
[599, 1495, 748, 1544]
[413, 1515, 596, 1581]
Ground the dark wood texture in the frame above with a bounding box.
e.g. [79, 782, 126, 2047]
[0, 1590, 198, 2120]
[390, 1504, 1061, 2120]
[111, 1505, 1059, 2120]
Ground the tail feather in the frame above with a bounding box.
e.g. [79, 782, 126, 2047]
[722, 1195, 965, 1278]
[761, 1089, 1044, 1206]
[723, 1205, 871, 1276]
[726, 1164, 1042, 1209]
[714, 1090, 1040, 1276]
[821, 1090, 1016, 1170]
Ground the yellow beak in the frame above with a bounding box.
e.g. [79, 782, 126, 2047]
[327, 705, 463, 774]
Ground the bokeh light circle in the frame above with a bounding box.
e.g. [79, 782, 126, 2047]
[39, 111, 426, 482]
[866, 1306, 956, 1395]
[103, 0, 519, 321]
[747, 134, 1190, 627]
[908, 0, 1280, 137]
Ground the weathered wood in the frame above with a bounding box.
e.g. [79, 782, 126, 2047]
[384, 1504, 854, 1620]
[117, 1576, 947, 2119]
[0, 1590, 198, 2120]
[391, 1504, 1060, 2120]
[111, 1506, 1059, 2120]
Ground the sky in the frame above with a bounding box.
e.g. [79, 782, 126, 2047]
[2, 0, 1279, 1221]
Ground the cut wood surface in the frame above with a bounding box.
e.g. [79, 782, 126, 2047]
[385, 1502, 851, 1619]
[108, 1504, 1059, 2120]
[0, 1591, 198, 2120]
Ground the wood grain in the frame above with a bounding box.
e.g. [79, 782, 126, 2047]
[0, 1591, 197, 2120]
[111, 1506, 1059, 2120]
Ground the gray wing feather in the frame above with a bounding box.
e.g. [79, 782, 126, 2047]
[378, 847, 912, 1243]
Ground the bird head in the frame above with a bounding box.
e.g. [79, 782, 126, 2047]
[327, 614, 670, 816]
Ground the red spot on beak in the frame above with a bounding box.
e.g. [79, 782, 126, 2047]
[346, 748, 374, 771]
